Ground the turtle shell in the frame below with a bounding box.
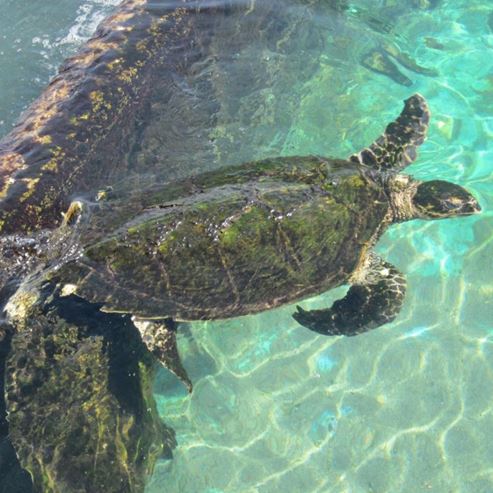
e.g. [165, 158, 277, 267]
[58, 156, 389, 320]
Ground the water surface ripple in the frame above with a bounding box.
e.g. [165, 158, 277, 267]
[1, 1, 492, 492]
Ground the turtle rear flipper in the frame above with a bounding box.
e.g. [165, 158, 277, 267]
[132, 317, 193, 393]
[293, 254, 406, 336]
[350, 93, 430, 171]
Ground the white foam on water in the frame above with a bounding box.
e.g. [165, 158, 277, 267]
[56, 0, 122, 48]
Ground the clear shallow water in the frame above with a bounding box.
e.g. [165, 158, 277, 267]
[1, 1, 493, 492]
[0, 0, 120, 137]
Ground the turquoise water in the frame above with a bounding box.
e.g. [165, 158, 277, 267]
[1, 1, 493, 492]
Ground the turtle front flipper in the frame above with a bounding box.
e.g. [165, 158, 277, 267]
[350, 93, 430, 171]
[293, 254, 406, 336]
[132, 317, 193, 393]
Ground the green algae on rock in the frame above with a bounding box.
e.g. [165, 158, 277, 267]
[0, 0, 159, 234]
[5, 298, 174, 493]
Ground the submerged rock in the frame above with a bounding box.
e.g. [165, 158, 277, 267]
[6, 297, 175, 493]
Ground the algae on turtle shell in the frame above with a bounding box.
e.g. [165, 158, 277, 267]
[44, 95, 478, 341]
[5, 93, 480, 429]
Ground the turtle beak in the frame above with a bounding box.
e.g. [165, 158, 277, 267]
[460, 197, 481, 215]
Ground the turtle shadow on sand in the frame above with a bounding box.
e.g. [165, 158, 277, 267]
[0, 1, 481, 493]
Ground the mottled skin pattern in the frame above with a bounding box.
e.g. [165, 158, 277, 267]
[350, 94, 429, 169]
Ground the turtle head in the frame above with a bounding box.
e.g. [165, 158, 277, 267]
[413, 180, 481, 219]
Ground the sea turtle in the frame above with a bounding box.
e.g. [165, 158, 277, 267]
[4, 94, 480, 397]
